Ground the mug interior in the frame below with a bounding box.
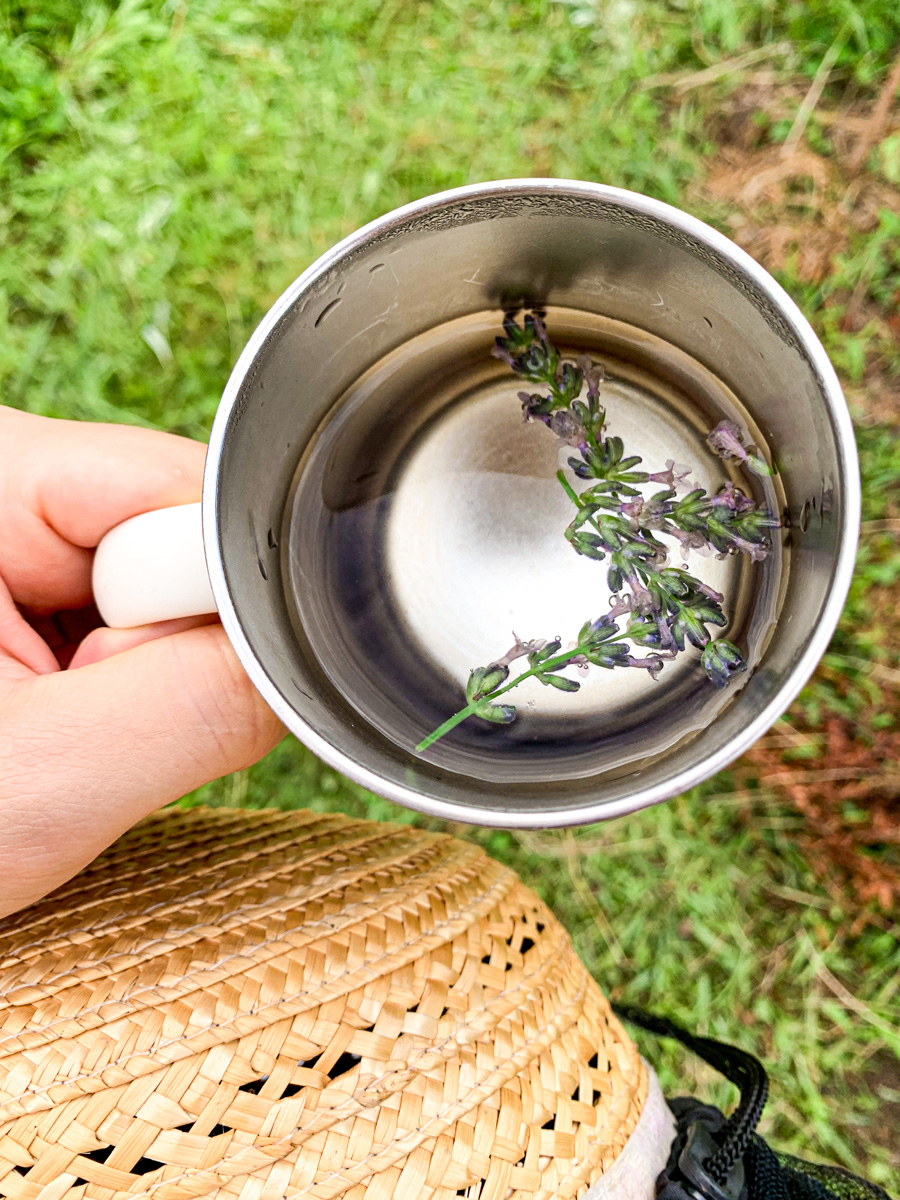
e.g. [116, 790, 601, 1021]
[205, 181, 858, 826]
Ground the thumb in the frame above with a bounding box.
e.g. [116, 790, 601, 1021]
[0, 624, 284, 915]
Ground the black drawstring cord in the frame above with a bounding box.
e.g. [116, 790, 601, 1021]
[614, 1004, 768, 1187]
[613, 1005, 893, 1200]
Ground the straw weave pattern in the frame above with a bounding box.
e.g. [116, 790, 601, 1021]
[0, 807, 646, 1200]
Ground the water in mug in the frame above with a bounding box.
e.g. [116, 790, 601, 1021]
[285, 307, 787, 786]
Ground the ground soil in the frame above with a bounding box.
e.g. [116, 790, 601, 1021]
[743, 713, 900, 918]
[695, 77, 900, 427]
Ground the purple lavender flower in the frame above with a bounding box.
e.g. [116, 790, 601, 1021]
[496, 635, 544, 667]
[620, 497, 644, 525]
[707, 420, 746, 462]
[628, 579, 653, 611]
[697, 580, 724, 603]
[731, 536, 770, 563]
[577, 355, 606, 405]
[707, 421, 773, 477]
[711, 481, 756, 514]
[670, 528, 713, 554]
[649, 459, 693, 492]
[608, 594, 633, 619]
[550, 409, 586, 446]
[657, 619, 677, 652]
[628, 654, 664, 680]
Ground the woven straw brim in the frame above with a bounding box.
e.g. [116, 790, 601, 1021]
[0, 807, 646, 1200]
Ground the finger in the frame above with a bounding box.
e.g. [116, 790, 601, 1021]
[32, 414, 207, 546]
[0, 574, 59, 679]
[0, 624, 285, 916]
[68, 614, 219, 669]
[0, 407, 207, 610]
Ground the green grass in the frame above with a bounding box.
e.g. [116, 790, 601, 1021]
[3, 0, 900, 1184]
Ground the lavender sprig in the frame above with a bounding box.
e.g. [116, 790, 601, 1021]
[415, 311, 778, 753]
[415, 616, 660, 753]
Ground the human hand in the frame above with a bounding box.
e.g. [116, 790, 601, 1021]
[0, 406, 284, 918]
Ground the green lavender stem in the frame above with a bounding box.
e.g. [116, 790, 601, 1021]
[556, 469, 582, 507]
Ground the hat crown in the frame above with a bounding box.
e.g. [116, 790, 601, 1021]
[0, 808, 646, 1199]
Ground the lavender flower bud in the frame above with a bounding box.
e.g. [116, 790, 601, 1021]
[546, 674, 580, 692]
[532, 639, 562, 662]
[626, 615, 662, 647]
[476, 702, 516, 725]
[746, 452, 774, 477]
[528, 310, 549, 344]
[700, 639, 746, 687]
[568, 455, 595, 480]
[571, 531, 607, 561]
[580, 614, 619, 644]
[502, 312, 523, 342]
[584, 642, 631, 669]
[466, 663, 509, 703]
[674, 608, 711, 649]
[481, 664, 509, 692]
[523, 345, 549, 376]
[657, 619, 677, 652]
[556, 361, 583, 403]
[492, 342, 518, 370]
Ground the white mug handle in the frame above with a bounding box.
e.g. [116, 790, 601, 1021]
[93, 502, 217, 629]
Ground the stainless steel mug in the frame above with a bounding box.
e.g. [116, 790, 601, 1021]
[94, 179, 860, 827]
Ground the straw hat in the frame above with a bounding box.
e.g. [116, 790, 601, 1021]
[0, 807, 673, 1200]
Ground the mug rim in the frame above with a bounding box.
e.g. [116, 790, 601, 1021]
[203, 178, 861, 828]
